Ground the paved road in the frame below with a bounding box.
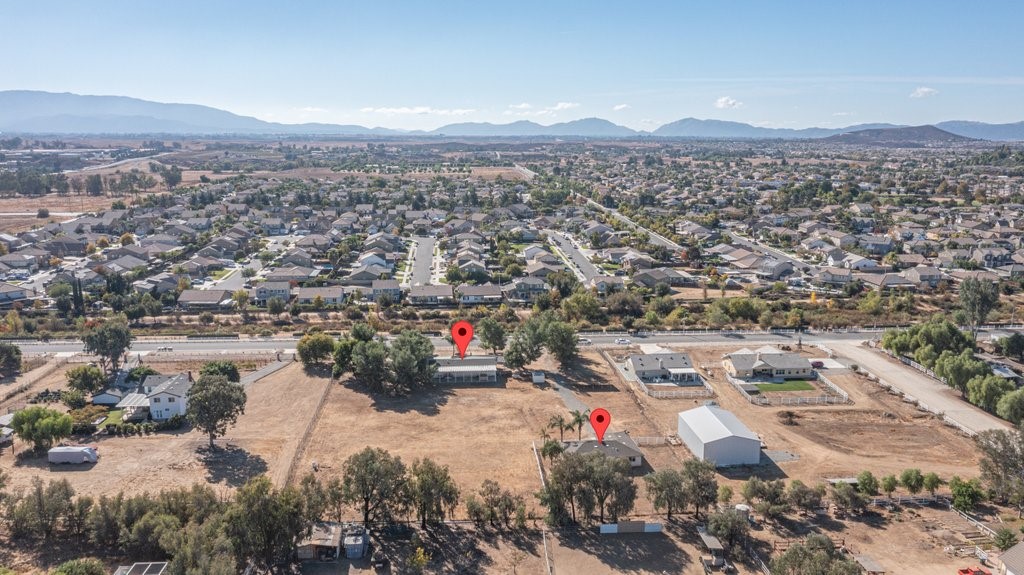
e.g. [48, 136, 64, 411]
[831, 342, 1011, 434]
[209, 260, 263, 291]
[583, 197, 682, 251]
[15, 330, 872, 356]
[548, 231, 600, 281]
[409, 235, 435, 286]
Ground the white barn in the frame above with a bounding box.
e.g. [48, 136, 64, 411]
[677, 406, 761, 467]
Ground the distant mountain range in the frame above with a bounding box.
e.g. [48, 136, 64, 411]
[822, 125, 975, 146]
[2, 90, 1023, 141]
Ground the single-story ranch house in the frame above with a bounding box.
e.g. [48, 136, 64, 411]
[433, 355, 498, 385]
[625, 352, 700, 384]
[722, 346, 812, 381]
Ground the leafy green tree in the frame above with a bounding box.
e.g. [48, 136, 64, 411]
[540, 438, 564, 463]
[11, 406, 72, 450]
[548, 413, 569, 442]
[934, 349, 991, 394]
[786, 480, 824, 514]
[476, 317, 507, 355]
[65, 365, 107, 393]
[186, 374, 247, 448]
[960, 277, 1000, 337]
[856, 470, 879, 496]
[949, 475, 985, 511]
[994, 527, 1019, 551]
[0, 341, 22, 374]
[831, 482, 868, 514]
[544, 320, 579, 366]
[82, 321, 132, 375]
[681, 458, 718, 519]
[127, 510, 180, 557]
[644, 469, 686, 520]
[503, 328, 541, 371]
[332, 337, 356, 374]
[389, 330, 436, 392]
[296, 332, 336, 367]
[771, 534, 860, 575]
[267, 296, 286, 316]
[975, 425, 1024, 517]
[224, 476, 306, 572]
[341, 447, 408, 525]
[585, 452, 636, 523]
[200, 360, 240, 383]
[999, 333, 1024, 361]
[923, 473, 943, 497]
[707, 509, 749, 555]
[51, 558, 106, 575]
[409, 458, 460, 528]
[351, 340, 391, 393]
[997, 389, 1024, 425]
[350, 322, 376, 342]
[127, 365, 159, 382]
[967, 374, 1016, 412]
[900, 469, 925, 496]
[881, 474, 899, 498]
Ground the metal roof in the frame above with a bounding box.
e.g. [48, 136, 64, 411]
[678, 406, 760, 444]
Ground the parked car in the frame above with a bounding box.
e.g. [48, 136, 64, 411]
[578, 337, 593, 345]
[811, 360, 825, 369]
[614, 338, 632, 345]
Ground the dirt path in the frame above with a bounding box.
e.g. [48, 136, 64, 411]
[832, 343, 1011, 434]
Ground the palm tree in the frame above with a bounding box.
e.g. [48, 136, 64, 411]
[540, 439, 564, 463]
[548, 414, 568, 442]
[569, 409, 591, 441]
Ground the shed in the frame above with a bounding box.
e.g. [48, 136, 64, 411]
[677, 406, 761, 467]
[1002, 540, 1024, 575]
[296, 522, 342, 562]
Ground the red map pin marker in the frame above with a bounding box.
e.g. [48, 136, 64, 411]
[589, 408, 611, 444]
[452, 320, 473, 359]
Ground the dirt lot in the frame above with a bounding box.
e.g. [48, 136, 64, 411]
[297, 371, 573, 516]
[1, 361, 326, 497]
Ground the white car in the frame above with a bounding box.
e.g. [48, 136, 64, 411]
[614, 338, 631, 345]
[578, 337, 593, 345]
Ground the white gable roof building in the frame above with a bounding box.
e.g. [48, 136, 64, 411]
[677, 406, 761, 467]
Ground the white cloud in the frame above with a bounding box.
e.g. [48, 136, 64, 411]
[358, 105, 477, 115]
[909, 86, 938, 99]
[612, 104, 631, 111]
[360, 105, 475, 115]
[713, 96, 743, 109]
[503, 101, 581, 118]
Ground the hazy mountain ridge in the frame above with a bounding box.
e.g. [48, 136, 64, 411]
[2, 90, 1023, 140]
[822, 125, 975, 146]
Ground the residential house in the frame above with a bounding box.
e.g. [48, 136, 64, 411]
[904, 266, 943, 288]
[117, 373, 194, 422]
[408, 284, 455, 306]
[254, 281, 292, 305]
[626, 353, 700, 384]
[456, 283, 503, 305]
[563, 431, 643, 468]
[264, 266, 318, 284]
[0, 282, 30, 305]
[504, 277, 549, 303]
[371, 279, 402, 302]
[177, 289, 234, 310]
[295, 286, 346, 306]
[723, 346, 813, 380]
[587, 275, 624, 295]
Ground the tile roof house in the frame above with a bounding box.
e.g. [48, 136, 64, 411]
[626, 353, 700, 384]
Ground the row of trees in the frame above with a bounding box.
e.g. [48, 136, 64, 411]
[881, 316, 1024, 423]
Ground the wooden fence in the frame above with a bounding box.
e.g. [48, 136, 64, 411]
[725, 373, 850, 406]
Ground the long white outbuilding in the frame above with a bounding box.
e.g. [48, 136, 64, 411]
[677, 405, 761, 467]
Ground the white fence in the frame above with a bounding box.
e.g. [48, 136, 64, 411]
[634, 436, 668, 446]
[725, 373, 851, 406]
[636, 378, 716, 399]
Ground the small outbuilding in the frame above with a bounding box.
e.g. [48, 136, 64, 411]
[296, 522, 342, 562]
[677, 406, 761, 467]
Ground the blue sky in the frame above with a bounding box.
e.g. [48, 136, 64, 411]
[2, 0, 1022, 130]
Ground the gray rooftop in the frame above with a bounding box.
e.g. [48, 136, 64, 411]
[678, 406, 759, 444]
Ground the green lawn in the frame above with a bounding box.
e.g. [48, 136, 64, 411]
[210, 269, 232, 280]
[755, 380, 815, 392]
[100, 409, 124, 427]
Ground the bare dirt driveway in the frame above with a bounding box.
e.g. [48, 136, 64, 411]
[831, 342, 1011, 434]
